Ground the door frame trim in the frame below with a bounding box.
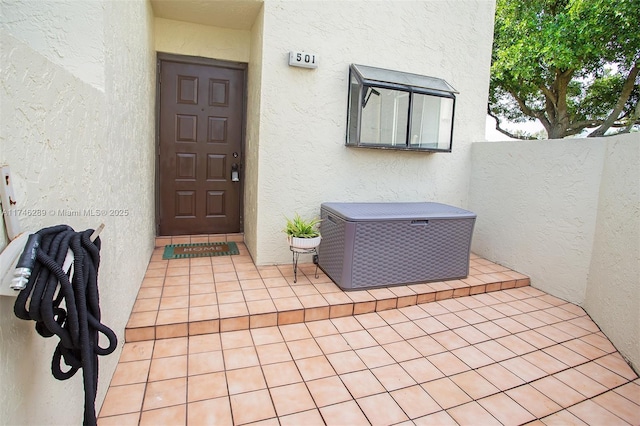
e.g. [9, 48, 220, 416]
[155, 52, 248, 236]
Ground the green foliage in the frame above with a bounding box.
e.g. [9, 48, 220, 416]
[283, 213, 321, 238]
[490, 0, 640, 139]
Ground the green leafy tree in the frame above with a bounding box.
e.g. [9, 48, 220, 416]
[489, 0, 640, 139]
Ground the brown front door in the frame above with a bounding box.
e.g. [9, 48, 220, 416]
[158, 58, 245, 235]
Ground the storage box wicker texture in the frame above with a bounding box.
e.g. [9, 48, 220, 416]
[318, 202, 476, 290]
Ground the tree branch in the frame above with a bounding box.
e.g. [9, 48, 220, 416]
[622, 101, 640, 133]
[487, 108, 539, 140]
[589, 62, 640, 137]
[506, 89, 551, 131]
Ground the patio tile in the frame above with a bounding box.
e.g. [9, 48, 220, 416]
[530, 376, 586, 407]
[187, 371, 227, 402]
[391, 385, 441, 419]
[105, 242, 638, 425]
[499, 357, 548, 382]
[142, 377, 186, 411]
[554, 368, 609, 398]
[119, 341, 154, 362]
[226, 365, 267, 395]
[342, 329, 378, 349]
[340, 370, 385, 398]
[371, 363, 417, 391]
[595, 353, 639, 380]
[279, 323, 312, 341]
[541, 409, 589, 425]
[270, 382, 315, 417]
[575, 361, 628, 388]
[451, 345, 495, 369]
[447, 401, 501, 426]
[319, 400, 370, 426]
[139, 405, 185, 426]
[476, 363, 525, 391]
[478, 393, 536, 425]
[188, 351, 224, 375]
[383, 340, 422, 362]
[306, 375, 352, 407]
[222, 346, 259, 370]
[505, 384, 562, 418]
[286, 338, 322, 360]
[568, 399, 629, 425]
[148, 355, 187, 381]
[261, 361, 303, 388]
[592, 389, 640, 424]
[110, 360, 151, 386]
[295, 355, 336, 381]
[421, 377, 472, 409]
[97, 412, 140, 426]
[450, 370, 500, 400]
[357, 392, 409, 426]
[187, 397, 231, 425]
[229, 389, 276, 425]
[326, 350, 367, 375]
[256, 342, 292, 365]
[427, 351, 471, 376]
[355, 346, 396, 369]
[100, 383, 146, 417]
[250, 326, 284, 346]
[279, 409, 324, 426]
[614, 380, 640, 405]
[413, 410, 458, 425]
[400, 358, 445, 384]
[315, 334, 350, 354]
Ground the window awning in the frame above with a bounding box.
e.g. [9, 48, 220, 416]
[350, 64, 458, 97]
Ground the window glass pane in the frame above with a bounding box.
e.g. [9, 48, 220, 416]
[360, 87, 409, 147]
[409, 94, 453, 150]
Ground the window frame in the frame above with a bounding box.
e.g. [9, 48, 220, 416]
[346, 64, 457, 152]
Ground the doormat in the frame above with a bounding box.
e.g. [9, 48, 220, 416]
[162, 242, 239, 259]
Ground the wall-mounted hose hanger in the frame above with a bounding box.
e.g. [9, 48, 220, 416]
[13, 224, 117, 426]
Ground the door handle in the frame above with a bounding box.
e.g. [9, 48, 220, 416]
[231, 163, 240, 182]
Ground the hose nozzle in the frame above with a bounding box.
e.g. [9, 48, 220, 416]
[11, 233, 41, 291]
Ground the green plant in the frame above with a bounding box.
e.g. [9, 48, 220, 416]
[283, 213, 321, 238]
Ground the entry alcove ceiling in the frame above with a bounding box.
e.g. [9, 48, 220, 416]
[150, 0, 263, 30]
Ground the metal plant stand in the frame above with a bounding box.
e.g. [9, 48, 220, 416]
[290, 246, 319, 283]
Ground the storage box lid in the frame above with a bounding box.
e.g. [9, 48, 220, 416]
[321, 202, 476, 221]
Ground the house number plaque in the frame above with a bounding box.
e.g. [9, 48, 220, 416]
[288, 51, 318, 69]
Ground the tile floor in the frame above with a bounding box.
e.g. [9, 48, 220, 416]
[98, 236, 639, 425]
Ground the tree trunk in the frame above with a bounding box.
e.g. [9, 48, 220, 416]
[589, 63, 639, 137]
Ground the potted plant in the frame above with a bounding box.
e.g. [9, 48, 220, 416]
[284, 213, 322, 249]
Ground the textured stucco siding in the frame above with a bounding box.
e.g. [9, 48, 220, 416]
[155, 17, 251, 63]
[243, 6, 266, 259]
[468, 139, 605, 303]
[1, 0, 106, 90]
[0, 0, 156, 424]
[252, 0, 496, 265]
[584, 135, 639, 372]
[468, 133, 640, 372]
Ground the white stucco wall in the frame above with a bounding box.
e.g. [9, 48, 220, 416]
[252, 0, 496, 265]
[155, 17, 251, 63]
[469, 139, 605, 302]
[1, 0, 106, 90]
[243, 6, 266, 259]
[0, 0, 156, 424]
[468, 133, 640, 372]
[584, 135, 639, 372]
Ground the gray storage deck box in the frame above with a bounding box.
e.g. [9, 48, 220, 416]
[318, 202, 476, 290]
